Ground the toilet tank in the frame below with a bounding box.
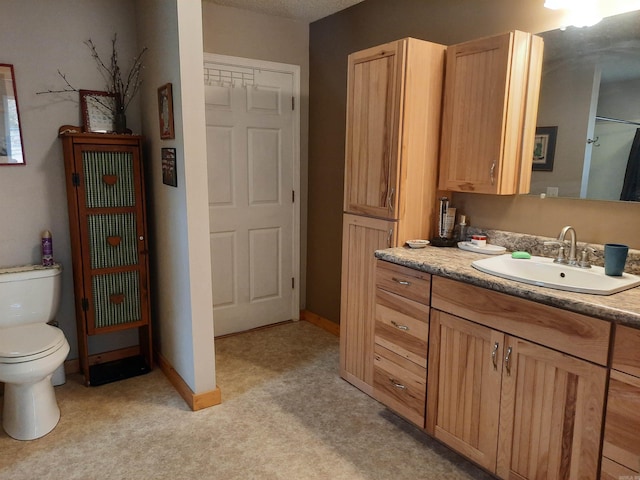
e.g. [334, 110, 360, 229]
[0, 264, 62, 328]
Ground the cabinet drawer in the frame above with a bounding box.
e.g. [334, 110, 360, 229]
[612, 324, 640, 377]
[90, 270, 144, 331]
[87, 213, 140, 269]
[431, 276, 611, 365]
[375, 288, 429, 368]
[601, 457, 638, 480]
[376, 260, 430, 305]
[603, 370, 640, 473]
[373, 344, 426, 427]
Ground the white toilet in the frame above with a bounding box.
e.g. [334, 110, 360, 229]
[0, 264, 70, 440]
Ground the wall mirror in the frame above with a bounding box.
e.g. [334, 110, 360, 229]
[530, 9, 640, 202]
[0, 64, 25, 165]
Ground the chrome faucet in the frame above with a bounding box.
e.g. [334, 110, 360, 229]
[557, 225, 578, 265]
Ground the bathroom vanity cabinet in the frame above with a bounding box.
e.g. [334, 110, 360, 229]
[601, 324, 640, 479]
[427, 277, 608, 478]
[340, 37, 445, 393]
[60, 131, 152, 386]
[372, 260, 430, 427]
[438, 31, 543, 195]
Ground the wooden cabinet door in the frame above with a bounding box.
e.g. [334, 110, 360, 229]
[344, 40, 403, 219]
[340, 214, 396, 393]
[497, 336, 606, 480]
[603, 370, 640, 476]
[439, 31, 543, 195]
[426, 310, 503, 472]
[602, 325, 640, 476]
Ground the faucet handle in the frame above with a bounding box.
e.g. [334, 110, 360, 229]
[544, 241, 567, 264]
[578, 246, 596, 269]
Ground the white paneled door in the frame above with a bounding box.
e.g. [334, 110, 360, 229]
[205, 54, 300, 336]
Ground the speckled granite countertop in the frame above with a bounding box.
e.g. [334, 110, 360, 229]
[375, 245, 640, 328]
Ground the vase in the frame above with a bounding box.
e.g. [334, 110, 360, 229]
[114, 111, 127, 134]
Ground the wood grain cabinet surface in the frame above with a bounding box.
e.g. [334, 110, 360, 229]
[601, 324, 640, 478]
[343, 37, 445, 242]
[373, 260, 430, 427]
[340, 37, 445, 394]
[427, 276, 608, 479]
[438, 31, 543, 195]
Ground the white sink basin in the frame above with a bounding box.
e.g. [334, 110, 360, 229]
[472, 254, 640, 295]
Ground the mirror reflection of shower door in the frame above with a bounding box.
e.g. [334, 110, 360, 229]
[586, 119, 638, 201]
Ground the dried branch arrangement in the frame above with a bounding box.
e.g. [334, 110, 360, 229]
[37, 34, 147, 115]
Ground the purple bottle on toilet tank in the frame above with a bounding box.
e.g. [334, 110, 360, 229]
[42, 230, 54, 266]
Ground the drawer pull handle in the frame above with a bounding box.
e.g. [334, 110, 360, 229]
[505, 346, 513, 376]
[392, 277, 411, 286]
[390, 379, 406, 390]
[491, 342, 499, 370]
[107, 236, 122, 247]
[110, 293, 125, 305]
[103, 174, 118, 186]
[391, 321, 409, 331]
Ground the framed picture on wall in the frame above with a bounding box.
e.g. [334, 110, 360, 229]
[157, 83, 175, 139]
[532, 126, 558, 171]
[162, 147, 177, 187]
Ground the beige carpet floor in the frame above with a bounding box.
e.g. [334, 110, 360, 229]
[0, 321, 492, 479]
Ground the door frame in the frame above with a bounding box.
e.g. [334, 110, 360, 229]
[203, 52, 301, 322]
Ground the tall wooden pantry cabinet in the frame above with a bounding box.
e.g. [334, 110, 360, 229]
[340, 38, 446, 393]
[60, 131, 152, 386]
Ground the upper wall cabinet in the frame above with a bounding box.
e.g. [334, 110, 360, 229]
[344, 38, 445, 233]
[438, 31, 544, 195]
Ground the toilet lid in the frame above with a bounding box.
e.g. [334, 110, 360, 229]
[0, 324, 66, 363]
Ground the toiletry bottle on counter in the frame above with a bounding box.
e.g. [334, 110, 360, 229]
[41, 230, 54, 266]
[456, 215, 468, 242]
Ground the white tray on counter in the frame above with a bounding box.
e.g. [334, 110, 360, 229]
[457, 241, 506, 255]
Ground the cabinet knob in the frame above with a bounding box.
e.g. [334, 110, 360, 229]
[392, 277, 411, 286]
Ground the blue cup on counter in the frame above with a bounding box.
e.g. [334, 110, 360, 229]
[604, 243, 629, 276]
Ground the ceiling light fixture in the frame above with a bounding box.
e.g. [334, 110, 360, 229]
[544, 0, 603, 27]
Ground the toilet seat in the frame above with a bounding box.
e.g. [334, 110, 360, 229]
[0, 324, 66, 364]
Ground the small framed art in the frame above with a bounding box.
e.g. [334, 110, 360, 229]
[157, 83, 175, 139]
[532, 126, 558, 171]
[80, 90, 116, 133]
[162, 147, 177, 187]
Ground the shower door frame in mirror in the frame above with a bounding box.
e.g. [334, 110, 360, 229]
[531, 9, 640, 201]
[0, 64, 25, 165]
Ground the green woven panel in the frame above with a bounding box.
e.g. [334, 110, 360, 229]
[82, 150, 135, 208]
[92, 271, 141, 329]
[88, 213, 138, 269]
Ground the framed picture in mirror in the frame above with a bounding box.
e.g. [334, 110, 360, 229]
[0, 63, 26, 165]
[533, 126, 557, 171]
[80, 90, 116, 133]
